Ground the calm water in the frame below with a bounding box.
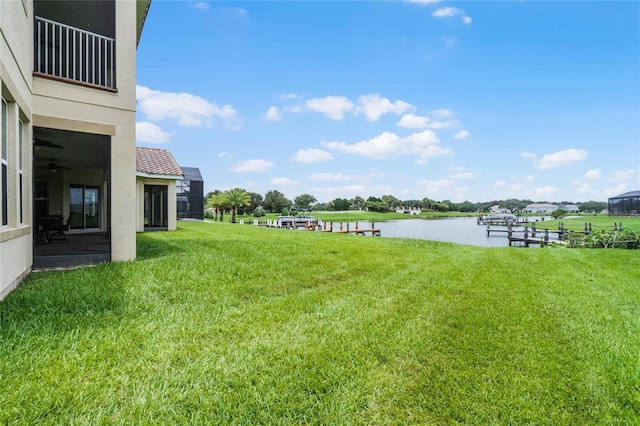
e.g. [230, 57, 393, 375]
[340, 217, 550, 248]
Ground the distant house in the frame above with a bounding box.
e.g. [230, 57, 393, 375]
[523, 203, 558, 214]
[490, 205, 510, 214]
[177, 167, 204, 220]
[135, 147, 183, 231]
[562, 204, 580, 213]
[608, 190, 640, 216]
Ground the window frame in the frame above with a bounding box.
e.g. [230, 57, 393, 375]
[1, 98, 8, 227]
[18, 119, 24, 224]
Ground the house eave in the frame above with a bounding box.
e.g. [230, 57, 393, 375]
[136, 0, 152, 47]
[136, 171, 183, 181]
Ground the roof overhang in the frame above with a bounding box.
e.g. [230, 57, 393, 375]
[136, 0, 152, 46]
[137, 171, 183, 181]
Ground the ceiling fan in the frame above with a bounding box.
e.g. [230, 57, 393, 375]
[34, 137, 64, 150]
[46, 159, 70, 173]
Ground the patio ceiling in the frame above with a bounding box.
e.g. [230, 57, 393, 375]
[33, 127, 110, 174]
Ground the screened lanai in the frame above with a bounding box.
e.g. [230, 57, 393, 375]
[608, 190, 640, 216]
[177, 167, 204, 220]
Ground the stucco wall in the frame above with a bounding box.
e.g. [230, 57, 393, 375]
[136, 177, 178, 232]
[31, 0, 139, 263]
[1, 0, 142, 300]
[0, 0, 34, 299]
[0, 233, 32, 300]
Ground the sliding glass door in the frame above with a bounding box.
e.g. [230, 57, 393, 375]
[70, 185, 100, 230]
[144, 185, 168, 228]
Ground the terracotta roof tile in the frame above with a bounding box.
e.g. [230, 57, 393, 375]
[136, 147, 183, 177]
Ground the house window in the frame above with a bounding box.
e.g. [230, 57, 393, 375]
[18, 120, 23, 224]
[70, 185, 100, 230]
[1, 98, 8, 227]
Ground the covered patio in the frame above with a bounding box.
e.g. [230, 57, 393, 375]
[32, 127, 112, 268]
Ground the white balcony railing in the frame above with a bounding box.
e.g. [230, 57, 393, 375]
[34, 16, 116, 90]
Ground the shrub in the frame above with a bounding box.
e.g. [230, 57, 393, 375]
[253, 207, 265, 217]
[582, 229, 640, 249]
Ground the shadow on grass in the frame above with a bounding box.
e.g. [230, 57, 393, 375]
[0, 262, 129, 335]
[136, 229, 192, 261]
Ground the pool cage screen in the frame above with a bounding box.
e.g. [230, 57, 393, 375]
[608, 190, 640, 216]
[177, 167, 204, 220]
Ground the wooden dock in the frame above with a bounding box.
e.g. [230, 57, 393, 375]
[485, 224, 567, 247]
[323, 222, 381, 236]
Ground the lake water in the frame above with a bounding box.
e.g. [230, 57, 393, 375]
[335, 217, 551, 248]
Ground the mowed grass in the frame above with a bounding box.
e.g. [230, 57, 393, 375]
[545, 215, 640, 232]
[1, 221, 639, 424]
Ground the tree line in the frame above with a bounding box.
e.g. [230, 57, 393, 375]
[205, 189, 609, 222]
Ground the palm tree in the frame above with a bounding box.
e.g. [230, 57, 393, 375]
[206, 191, 226, 221]
[224, 188, 251, 223]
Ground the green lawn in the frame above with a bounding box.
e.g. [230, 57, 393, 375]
[1, 221, 638, 424]
[544, 215, 640, 232]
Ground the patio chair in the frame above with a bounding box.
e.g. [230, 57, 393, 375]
[47, 216, 69, 243]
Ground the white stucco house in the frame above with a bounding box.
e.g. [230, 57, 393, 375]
[523, 203, 558, 214]
[1, 0, 151, 299]
[135, 147, 183, 232]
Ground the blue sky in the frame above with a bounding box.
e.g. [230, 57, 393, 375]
[135, 0, 640, 204]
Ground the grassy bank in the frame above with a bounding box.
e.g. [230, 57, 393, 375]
[1, 221, 639, 424]
[543, 215, 640, 232]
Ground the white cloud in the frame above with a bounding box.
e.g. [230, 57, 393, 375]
[322, 129, 452, 162]
[397, 113, 431, 129]
[136, 85, 240, 129]
[449, 166, 474, 179]
[279, 93, 300, 100]
[575, 182, 597, 195]
[292, 148, 334, 163]
[228, 159, 274, 172]
[194, 2, 209, 10]
[521, 151, 536, 159]
[310, 184, 393, 199]
[427, 120, 459, 129]
[430, 108, 454, 119]
[584, 169, 601, 180]
[264, 106, 282, 122]
[217, 152, 231, 158]
[306, 96, 354, 120]
[136, 122, 172, 143]
[509, 183, 526, 192]
[355, 94, 413, 122]
[525, 186, 560, 200]
[610, 169, 637, 182]
[309, 173, 354, 181]
[450, 172, 474, 179]
[433, 7, 472, 25]
[453, 130, 469, 139]
[284, 106, 303, 113]
[494, 180, 507, 188]
[433, 7, 459, 17]
[407, 0, 441, 4]
[397, 111, 458, 130]
[271, 177, 298, 186]
[416, 178, 456, 196]
[537, 148, 588, 170]
[604, 184, 627, 197]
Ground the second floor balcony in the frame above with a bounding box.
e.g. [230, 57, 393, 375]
[34, 16, 116, 91]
